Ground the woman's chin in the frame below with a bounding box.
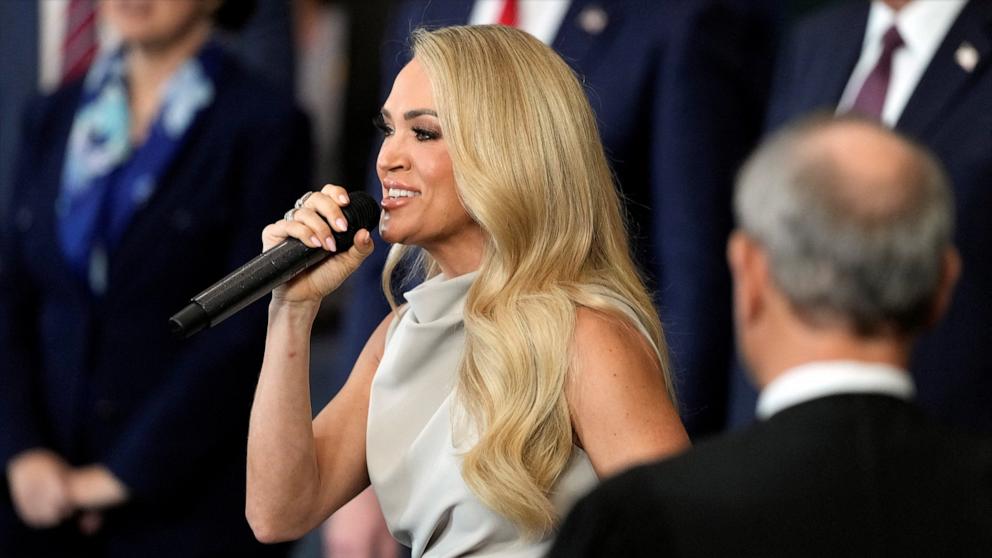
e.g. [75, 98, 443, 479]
[377, 225, 403, 246]
[378, 213, 413, 245]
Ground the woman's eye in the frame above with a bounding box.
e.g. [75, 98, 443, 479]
[372, 115, 393, 137]
[413, 127, 441, 141]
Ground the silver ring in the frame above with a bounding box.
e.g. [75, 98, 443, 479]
[294, 191, 315, 209]
[283, 208, 298, 222]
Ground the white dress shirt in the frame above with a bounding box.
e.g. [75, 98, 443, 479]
[836, 0, 967, 126]
[469, 0, 571, 45]
[756, 360, 915, 420]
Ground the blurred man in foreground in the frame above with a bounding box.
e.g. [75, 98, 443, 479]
[729, 0, 992, 435]
[550, 116, 992, 557]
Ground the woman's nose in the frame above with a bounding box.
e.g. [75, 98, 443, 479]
[376, 136, 410, 174]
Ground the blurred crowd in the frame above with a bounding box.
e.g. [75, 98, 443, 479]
[1, 1, 989, 557]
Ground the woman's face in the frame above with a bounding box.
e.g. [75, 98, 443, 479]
[101, 0, 213, 50]
[375, 59, 481, 253]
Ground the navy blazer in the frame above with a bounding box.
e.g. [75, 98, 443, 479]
[552, 394, 992, 557]
[338, 0, 776, 438]
[729, 0, 992, 434]
[0, 48, 309, 557]
[0, 1, 38, 228]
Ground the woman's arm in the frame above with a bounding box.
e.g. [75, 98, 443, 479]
[245, 185, 380, 541]
[246, 302, 392, 542]
[566, 308, 690, 478]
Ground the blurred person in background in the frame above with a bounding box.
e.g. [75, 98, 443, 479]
[728, 0, 992, 435]
[0, 0, 297, 238]
[551, 115, 992, 557]
[0, 0, 311, 556]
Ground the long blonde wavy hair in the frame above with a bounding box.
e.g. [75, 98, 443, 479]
[381, 25, 675, 535]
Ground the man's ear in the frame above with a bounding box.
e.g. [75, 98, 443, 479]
[928, 246, 961, 328]
[727, 230, 747, 280]
[727, 231, 767, 326]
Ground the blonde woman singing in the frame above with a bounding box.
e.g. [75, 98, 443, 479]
[246, 24, 689, 557]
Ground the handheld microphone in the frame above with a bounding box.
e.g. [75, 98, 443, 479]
[169, 191, 380, 338]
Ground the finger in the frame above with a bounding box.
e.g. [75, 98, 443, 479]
[282, 220, 327, 249]
[343, 229, 374, 263]
[264, 220, 320, 250]
[54, 489, 75, 520]
[305, 192, 349, 233]
[292, 207, 336, 251]
[47, 479, 74, 524]
[261, 221, 292, 251]
[262, 222, 280, 240]
[353, 229, 374, 256]
[8, 488, 44, 526]
[22, 512, 49, 528]
[28, 499, 64, 528]
[320, 184, 350, 206]
[16, 483, 70, 527]
[309, 229, 372, 284]
[12, 502, 42, 527]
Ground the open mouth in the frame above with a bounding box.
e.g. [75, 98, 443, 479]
[386, 188, 421, 199]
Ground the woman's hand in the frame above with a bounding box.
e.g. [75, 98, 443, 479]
[263, 185, 375, 305]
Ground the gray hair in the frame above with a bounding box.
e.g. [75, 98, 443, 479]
[734, 115, 954, 336]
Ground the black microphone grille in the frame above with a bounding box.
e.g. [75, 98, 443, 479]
[343, 191, 381, 232]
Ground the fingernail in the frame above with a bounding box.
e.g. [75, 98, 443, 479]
[309, 236, 321, 248]
[338, 194, 348, 204]
[335, 218, 347, 231]
[325, 236, 337, 252]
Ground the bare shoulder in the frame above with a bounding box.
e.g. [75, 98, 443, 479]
[571, 307, 659, 373]
[568, 307, 689, 476]
[568, 307, 663, 411]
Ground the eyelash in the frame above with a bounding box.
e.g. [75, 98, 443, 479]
[372, 115, 441, 142]
[413, 127, 440, 141]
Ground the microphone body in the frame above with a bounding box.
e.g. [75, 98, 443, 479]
[170, 191, 379, 338]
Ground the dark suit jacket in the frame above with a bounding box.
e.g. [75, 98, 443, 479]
[0, 47, 310, 557]
[552, 393, 992, 557]
[729, 0, 992, 434]
[338, 0, 777, 437]
[0, 1, 38, 230]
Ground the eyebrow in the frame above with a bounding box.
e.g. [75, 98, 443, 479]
[380, 108, 438, 120]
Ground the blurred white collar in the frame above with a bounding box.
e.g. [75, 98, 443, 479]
[756, 360, 914, 419]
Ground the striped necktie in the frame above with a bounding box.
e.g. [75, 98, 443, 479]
[62, 0, 98, 84]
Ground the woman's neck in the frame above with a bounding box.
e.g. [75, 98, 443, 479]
[126, 21, 211, 142]
[425, 227, 486, 278]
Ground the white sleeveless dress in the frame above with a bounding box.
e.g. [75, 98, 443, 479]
[366, 272, 598, 557]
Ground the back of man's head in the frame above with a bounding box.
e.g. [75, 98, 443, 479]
[733, 115, 955, 339]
